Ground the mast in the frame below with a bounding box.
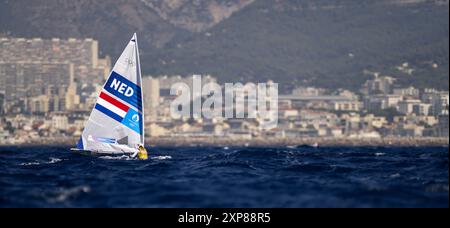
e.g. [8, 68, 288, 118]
[134, 33, 145, 146]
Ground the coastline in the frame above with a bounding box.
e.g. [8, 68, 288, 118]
[1, 137, 448, 147]
[146, 137, 449, 147]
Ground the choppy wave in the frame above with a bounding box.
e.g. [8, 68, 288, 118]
[49, 157, 62, 164]
[98, 155, 173, 161]
[46, 186, 91, 203]
[99, 155, 135, 160]
[19, 161, 42, 166]
[152, 156, 172, 160]
[19, 157, 63, 166]
[1, 146, 448, 208]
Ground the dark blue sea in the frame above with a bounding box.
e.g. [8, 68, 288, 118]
[0, 146, 448, 208]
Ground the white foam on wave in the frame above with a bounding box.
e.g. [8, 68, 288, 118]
[49, 157, 62, 164]
[20, 161, 41, 166]
[375, 153, 386, 156]
[99, 155, 134, 160]
[20, 157, 63, 166]
[152, 156, 172, 160]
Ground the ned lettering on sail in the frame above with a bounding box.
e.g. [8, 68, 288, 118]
[110, 78, 135, 97]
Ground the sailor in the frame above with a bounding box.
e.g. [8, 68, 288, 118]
[137, 144, 148, 160]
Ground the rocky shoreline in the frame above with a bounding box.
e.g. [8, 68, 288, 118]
[1, 137, 448, 147]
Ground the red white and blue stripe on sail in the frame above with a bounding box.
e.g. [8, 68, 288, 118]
[93, 71, 143, 135]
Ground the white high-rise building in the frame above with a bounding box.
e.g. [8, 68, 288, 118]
[65, 82, 80, 111]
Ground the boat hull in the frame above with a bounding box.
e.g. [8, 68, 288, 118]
[70, 148, 135, 157]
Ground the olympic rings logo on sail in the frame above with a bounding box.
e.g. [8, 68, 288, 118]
[125, 58, 135, 67]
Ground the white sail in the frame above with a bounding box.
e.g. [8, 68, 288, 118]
[76, 34, 144, 154]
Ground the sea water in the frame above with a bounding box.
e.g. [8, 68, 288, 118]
[0, 146, 448, 208]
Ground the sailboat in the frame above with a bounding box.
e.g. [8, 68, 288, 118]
[72, 33, 145, 157]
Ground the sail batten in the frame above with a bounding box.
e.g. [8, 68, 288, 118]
[77, 34, 144, 154]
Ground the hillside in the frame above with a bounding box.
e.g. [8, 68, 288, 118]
[145, 0, 449, 90]
[0, 0, 448, 91]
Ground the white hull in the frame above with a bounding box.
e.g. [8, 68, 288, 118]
[70, 148, 135, 156]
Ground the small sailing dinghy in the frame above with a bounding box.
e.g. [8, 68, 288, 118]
[72, 33, 147, 159]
